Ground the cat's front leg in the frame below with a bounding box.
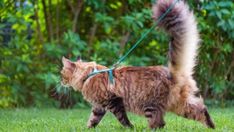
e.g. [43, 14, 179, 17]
[106, 96, 133, 128]
[87, 106, 106, 128]
[144, 104, 165, 129]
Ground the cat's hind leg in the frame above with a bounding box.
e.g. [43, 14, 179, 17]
[87, 106, 106, 128]
[106, 96, 133, 128]
[144, 103, 165, 129]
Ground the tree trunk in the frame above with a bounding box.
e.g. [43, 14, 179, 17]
[66, 0, 84, 33]
[42, 0, 53, 41]
[119, 32, 131, 55]
[33, 0, 44, 43]
[88, 24, 98, 45]
[56, 0, 60, 40]
[48, 0, 54, 40]
[72, 0, 84, 32]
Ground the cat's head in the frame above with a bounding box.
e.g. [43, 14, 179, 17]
[188, 83, 215, 129]
[60, 57, 77, 87]
[60, 57, 95, 90]
[183, 97, 215, 129]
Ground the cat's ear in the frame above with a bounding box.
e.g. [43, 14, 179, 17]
[77, 55, 82, 62]
[62, 56, 76, 70]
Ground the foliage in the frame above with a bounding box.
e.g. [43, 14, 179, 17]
[0, 0, 233, 108]
[196, 1, 234, 99]
[0, 108, 234, 131]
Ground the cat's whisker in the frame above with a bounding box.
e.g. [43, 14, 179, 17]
[55, 64, 61, 70]
[50, 84, 60, 95]
[68, 89, 72, 102]
[65, 91, 69, 103]
[57, 85, 65, 94]
[50, 90, 57, 97]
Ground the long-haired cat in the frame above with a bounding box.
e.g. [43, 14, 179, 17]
[60, 0, 215, 129]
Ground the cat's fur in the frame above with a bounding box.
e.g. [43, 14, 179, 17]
[60, 0, 215, 129]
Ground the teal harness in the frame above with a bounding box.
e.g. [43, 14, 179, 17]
[87, 0, 180, 84]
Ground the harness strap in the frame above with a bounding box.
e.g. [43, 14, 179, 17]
[86, 67, 115, 84]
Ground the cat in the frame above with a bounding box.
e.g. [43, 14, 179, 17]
[60, 0, 215, 129]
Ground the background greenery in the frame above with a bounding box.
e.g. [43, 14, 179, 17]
[0, 0, 233, 108]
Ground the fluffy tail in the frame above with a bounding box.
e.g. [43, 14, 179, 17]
[152, 0, 199, 76]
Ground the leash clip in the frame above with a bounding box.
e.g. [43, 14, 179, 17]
[108, 69, 115, 84]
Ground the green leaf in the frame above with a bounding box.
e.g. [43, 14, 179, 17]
[220, 9, 230, 15]
[218, 1, 233, 8]
[216, 11, 222, 19]
[0, 74, 9, 83]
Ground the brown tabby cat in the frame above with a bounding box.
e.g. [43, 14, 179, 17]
[60, 0, 215, 129]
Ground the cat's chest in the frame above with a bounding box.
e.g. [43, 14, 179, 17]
[82, 86, 110, 104]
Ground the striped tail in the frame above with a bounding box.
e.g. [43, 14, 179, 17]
[152, 0, 200, 76]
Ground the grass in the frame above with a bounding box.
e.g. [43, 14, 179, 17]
[0, 107, 233, 132]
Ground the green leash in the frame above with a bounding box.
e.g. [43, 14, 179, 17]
[87, 0, 180, 84]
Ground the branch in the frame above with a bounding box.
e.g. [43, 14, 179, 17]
[72, 0, 84, 32]
[88, 24, 98, 45]
[33, 0, 44, 43]
[48, 0, 54, 40]
[119, 32, 131, 55]
[56, 0, 60, 40]
[66, 0, 75, 14]
[42, 0, 53, 41]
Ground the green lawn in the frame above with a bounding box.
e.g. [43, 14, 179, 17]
[0, 107, 233, 132]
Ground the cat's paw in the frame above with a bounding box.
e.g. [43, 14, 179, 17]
[124, 123, 134, 128]
[87, 122, 96, 129]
